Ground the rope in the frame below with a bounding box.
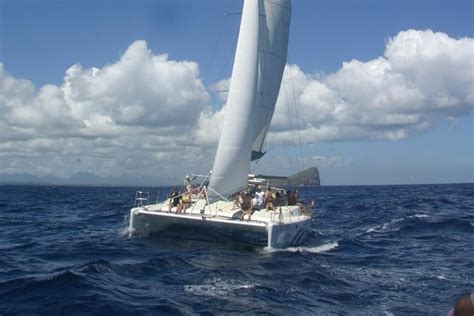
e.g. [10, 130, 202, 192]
[287, 54, 306, 173]
[197, 0, 240, 176]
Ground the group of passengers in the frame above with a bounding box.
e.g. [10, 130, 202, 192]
[231, 186, 300, 221]
[168, 176, 313, 219]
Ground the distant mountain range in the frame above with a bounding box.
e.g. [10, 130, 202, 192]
[0, 167, 321, 187]
[0, 172, 168, 187]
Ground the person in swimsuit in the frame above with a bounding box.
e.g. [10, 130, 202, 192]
[240, 193, 253, 221]
[264, 187, 274, 211]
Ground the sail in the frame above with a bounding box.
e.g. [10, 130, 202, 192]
[252, 0, 291, 159]
[208, 0, 260, 198]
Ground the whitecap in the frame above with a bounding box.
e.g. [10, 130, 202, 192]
[263, 241, 339, 254]
[118, 227, 131, 237]
[184, 277, 256, 297]
[366, 213, 428, 234]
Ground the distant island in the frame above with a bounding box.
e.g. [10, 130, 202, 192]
[257, 167, 321, 187]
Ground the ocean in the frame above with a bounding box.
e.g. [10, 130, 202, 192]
[0, 183, 472, 315]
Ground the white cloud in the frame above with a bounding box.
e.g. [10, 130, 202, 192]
[267, 29, 473, 144]
[0, 40, 211, 179]
[0, 30, 472, 180]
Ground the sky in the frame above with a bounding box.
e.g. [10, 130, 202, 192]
[0, 0, 473, 185]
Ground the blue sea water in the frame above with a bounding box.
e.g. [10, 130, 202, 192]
[0, 183, 473, 315]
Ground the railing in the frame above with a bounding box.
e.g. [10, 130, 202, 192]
[134, 191, 149, 207]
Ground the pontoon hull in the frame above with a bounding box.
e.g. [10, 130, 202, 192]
[129, 208, 311, 249]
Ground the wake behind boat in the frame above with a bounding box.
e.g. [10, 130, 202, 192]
[129, 0, 313, 248]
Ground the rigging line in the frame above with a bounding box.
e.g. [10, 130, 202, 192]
[281, 75, 299, 173]
[197, 0, 240, 175]
[272, 94, 296, 174]
[287, 53, 305, 173]
[271, 6, 301, 175]
[174, 0, 233, 182]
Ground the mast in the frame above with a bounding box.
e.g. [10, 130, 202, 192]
[208, 0, 260, 198]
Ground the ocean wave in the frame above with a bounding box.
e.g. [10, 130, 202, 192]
[264, 241, 339, 254]
[365, 213, 429, 234]
[184, 277, 257, 297]
[1, 183, 473, 315]
[400, 218, 473, 233]
[0, 270, 85, 298]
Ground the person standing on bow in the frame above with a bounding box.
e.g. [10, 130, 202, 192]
[184, 175, 192, 192]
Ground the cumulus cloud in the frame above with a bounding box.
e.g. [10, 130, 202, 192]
[0, 30, 472, 180]
[267, 29, 473, 144]
[1, 40, 208, 138]
[0, 40, 211, 179]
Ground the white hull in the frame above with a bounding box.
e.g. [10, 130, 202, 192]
[129, 199, 311, 248]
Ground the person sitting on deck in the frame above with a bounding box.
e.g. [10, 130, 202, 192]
[298, 200, 315, 216]
[240, 192, 253, 221]
[274, 190, 284, 207]
[249, 184, 258, 196]
[287, 190, 297, 205]
[168, 188, 180, 212]
[232, 192, 243, 210]
[254, 188, 265, 210]
[264, 187, 274, 211]
[177, 190, 192, 214]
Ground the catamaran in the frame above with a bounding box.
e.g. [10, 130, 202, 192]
[129, 0, 312, 248]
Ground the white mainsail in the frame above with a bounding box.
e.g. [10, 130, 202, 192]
[209, 0, 291, 198]
[252, 0, 291, 159]
[209, 0, 260, 198]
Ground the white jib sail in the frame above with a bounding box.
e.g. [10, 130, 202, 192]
[209, 0, 260, 198]
[252, 0, 291, 157]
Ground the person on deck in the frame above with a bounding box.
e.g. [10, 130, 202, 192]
[168, 188, 180, 212]
[177, 190, 191, 214]
[264, 187, 274, 211]
[249, 185, 258, 196]
[274, 190, 284, 207]
[287, 190, 296, 205]
[184, 175, 192, 191]
[232, 192, 242, 210]
[254, 188, 265, 210]
[240, 192, 253, 221]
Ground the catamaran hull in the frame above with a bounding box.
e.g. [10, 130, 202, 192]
[129, 208, 311, 249]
